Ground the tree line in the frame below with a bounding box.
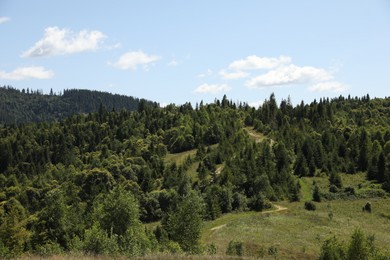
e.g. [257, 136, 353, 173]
[0, 86, 155, 125]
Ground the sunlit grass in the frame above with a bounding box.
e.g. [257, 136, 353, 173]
[201, 173, 390, 259]
[164, 149, 197, 165]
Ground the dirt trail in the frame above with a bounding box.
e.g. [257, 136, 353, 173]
[215, 166, 224, 175]
[247, 131, 263, 143]
[209, 204, 288, 232]
[272, 204, 288, 212]
[210, 224, 226, 231]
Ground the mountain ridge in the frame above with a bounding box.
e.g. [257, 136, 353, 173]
[0, 86, 157, 125]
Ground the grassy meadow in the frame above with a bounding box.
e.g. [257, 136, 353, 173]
[162, 140, 390, 259]
[200, 172, 390, 259]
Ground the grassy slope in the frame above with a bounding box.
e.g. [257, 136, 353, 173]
[160, 130, 390, 259]
[164, 149, 198, 165]
[200, 130, 390, 258]
[201, 172, 390, 259]
[245, 127, 267, 143]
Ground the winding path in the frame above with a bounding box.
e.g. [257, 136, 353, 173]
[209, 204, 288, 232]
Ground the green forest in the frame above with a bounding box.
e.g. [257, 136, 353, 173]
[0, 86, 155, 125]
[0, 90, 390, 259]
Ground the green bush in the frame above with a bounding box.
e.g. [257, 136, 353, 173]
[313, 185, 322, 202]
[344, 186, 356, 195]
[268, 245, 279, 256]
[206, 243, 217, 255]
[304, 201, 316, 211]
[232, 192, 248, 212]
[329, 184, 339, 193]
[165, 241, 182, 254]
[226, 240, 244, 256]
[83, 222, 119, 256]
[319, 236, 345, 260]
[363, 202, 372, 213]
[35, 242, 63, 257]
[249, 193, 271, 211]
[347, 229, 369, 260]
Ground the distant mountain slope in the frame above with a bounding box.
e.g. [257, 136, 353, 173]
[0, 86, 156, 124]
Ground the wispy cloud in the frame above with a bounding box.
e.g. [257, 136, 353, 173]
[168, 59, 179, 67]
[309, 81, 349, 93]
[0, 16, 10, 24]
[229, 55, 291, 70]
[246, 64, 333, 88]
[0, 66, 54, 80]
[199, 54, 348, 96]
[194, 83, 231, 94]
[111, 51, 160, 71]
[22, 27, 106, 57]
[198, 69, 213, 78]
[219, 69, 248, 80]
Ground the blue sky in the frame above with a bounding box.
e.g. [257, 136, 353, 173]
[1, 1, 389, 106]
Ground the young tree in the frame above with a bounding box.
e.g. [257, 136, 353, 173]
[347, 228, 368, 260]
[329, 171, 342, 189]
[165, 191, 204, 253]
[92, 186, 152, 256]
[312, 185, 321, 202]
[319, 236, 345, 260]
[35, 189, 68, 248]
[93, 186, 141, 237]
[0, 198, 31, 257]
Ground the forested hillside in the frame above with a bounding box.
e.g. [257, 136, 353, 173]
[0, 86, 155, 125]
[0, 93, 389, 258]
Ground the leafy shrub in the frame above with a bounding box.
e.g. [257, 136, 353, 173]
[226, 240, 244, 256]
[363, 202, 372, 213]
[0, 240, 10, 259]
[232, 192, 248, 212]
[206, 243, 217, 255]
[257, 245, 266, 258]
[35, 242, 63, 257]
[344, 186, 356, 195]
[329, 184, 339, 193]
[347, 228, 369, 260]
[319, 236, 345, 260]
[83, 222, 119, 256]
[165, 241, 182, 254]
[68, 236, 83, 253]
[268, 245, 279, 256]
[248, 193, 271, 211]
[313, 185, 321, 202]
[304, 201, 316, 211]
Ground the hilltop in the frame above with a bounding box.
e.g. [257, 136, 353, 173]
[0, 86, 156, 125]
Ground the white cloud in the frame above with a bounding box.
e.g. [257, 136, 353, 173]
[0, 17, 10, 24]
[0, 66, 54, 80]
[219, 69, 248, 80]
[112, 51, 160, 71]
[198, 69, 213, 78]
[246, 64, 333, 88]
[168, 59, 179, 67]
[309, 81, 349, 93]
[194, 83, 231, 94]
[229, 55, 291, 71]
[22, 27, 106, 57]
[248, 100, 264, 108]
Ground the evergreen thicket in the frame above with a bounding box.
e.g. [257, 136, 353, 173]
[0, 86, 154, 125]
[0, 91, 389, 257]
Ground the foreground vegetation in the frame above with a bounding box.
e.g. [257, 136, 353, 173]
[0, 91, 389, 258]
[203, 193, 390, 258]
